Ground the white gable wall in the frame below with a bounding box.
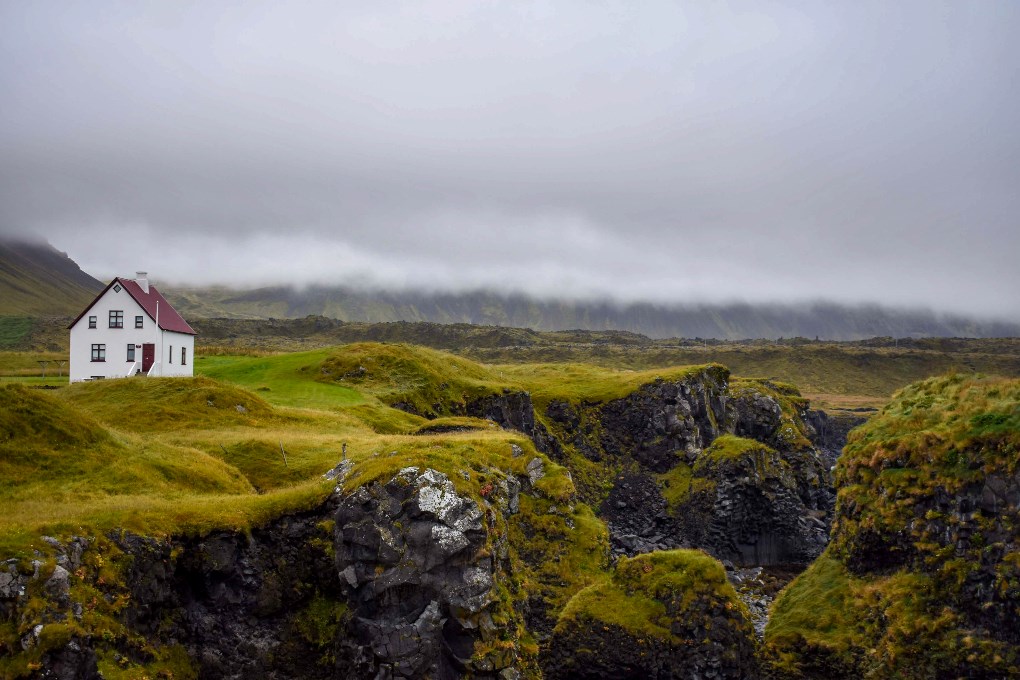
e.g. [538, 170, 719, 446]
[69, 285, 195, 382]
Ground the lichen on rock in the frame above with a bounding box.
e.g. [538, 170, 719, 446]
[334, 466, 526, 678]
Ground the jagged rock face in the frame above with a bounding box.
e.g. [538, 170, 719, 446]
[727, 391, 784, 447]
[334, 467, 519, 679]
[121, 508, 345, 679]
[681, 447, 832, 566]
[836, 468, 1020, 643]
[546, 621, 754, 680]
[534, 372, 841, 566]
[599, 470, 684, 557]
[2, 507, 346, 680]
[599, 373, 729, 472]
[466, 390, 537, 438]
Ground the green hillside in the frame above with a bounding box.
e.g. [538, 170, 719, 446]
[0, 239, 103, 316]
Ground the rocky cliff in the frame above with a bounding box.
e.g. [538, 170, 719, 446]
[532, 371, 836, 567]
[1, 359, 866, 679]
[765, 374, 1020, 679]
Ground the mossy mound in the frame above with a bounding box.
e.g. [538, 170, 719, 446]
[544, 550, 757, 679]
[411, 416, 499, 435]
[0, 383, 111, 450]
[766, 374, 1020, 678]
[63, 376, 276, 431]
[318, 342, 511, 417]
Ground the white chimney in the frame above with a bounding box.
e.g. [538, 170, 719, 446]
[136, 271, 149, 293]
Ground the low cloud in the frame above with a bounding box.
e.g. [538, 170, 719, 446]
[2, 1, 1018, 319]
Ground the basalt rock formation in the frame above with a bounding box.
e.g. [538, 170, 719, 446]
[533, 370, 839, 566]
[334, 466, 523, 679]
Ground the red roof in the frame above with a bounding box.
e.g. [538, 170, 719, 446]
[69, 277, 197, 335]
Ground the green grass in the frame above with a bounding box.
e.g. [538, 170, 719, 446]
[0, 317, 33, 349]
[196, 351, 365, 409]
[766, 554, 855, 656]
[496, 362, 723, 409]
[698, 434, 775, 463]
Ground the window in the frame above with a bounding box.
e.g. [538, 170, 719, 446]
[169, 345, 173, 364]
[113, 283, 122, 293]
[91, 344, 106, 362]
[135, 315, 144, 328]
[181, 347, 187, 365]
[88, 316, 97, 329]
[127, 344, 136, 362]
[109, 310, 124, 328]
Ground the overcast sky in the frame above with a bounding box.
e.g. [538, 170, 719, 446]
[1, 1, 1018, 318]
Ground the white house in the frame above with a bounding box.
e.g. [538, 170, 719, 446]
[68, 272, 196, 383]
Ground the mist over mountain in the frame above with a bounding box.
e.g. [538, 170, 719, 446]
[1, 237, 1015, 341]
[164, 283, 1020, 341]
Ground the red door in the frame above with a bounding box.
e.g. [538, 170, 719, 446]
[142, 344, 155, 373]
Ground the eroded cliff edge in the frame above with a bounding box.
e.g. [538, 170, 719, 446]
[2, 359, 866, 679]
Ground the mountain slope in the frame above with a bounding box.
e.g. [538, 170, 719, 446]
[0, 238, 104, 315]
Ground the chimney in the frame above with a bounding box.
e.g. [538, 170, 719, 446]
[136, 271, 149, 294]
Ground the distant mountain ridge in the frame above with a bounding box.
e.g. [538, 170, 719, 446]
[1, 239, 1016, 340]
[164, 284, 1020, 341]
[0, 238, 103, 316]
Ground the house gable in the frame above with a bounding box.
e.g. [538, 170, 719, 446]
[69, 278, 196, 335]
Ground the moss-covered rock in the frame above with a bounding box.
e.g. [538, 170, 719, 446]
[766, 374, 1020, 678]
[544, 550, 758, 679]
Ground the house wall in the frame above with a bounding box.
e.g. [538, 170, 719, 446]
[69, 285, 195, 382]
[156, 332, 196, 378]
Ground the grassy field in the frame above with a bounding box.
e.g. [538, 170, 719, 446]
[2, 337, 1017, 556]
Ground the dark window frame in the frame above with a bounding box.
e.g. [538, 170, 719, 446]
[109, 310, 124, 329]
[127, 344, 136, 362]
[181, 347, 187, 365]
[88, 316, 97, 329]
[91, 344, 106, 362]
[135, 315, 144, 329]
[169, 345, 173, 364]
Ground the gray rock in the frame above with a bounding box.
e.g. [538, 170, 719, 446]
[335, 467, 519, 678]
[526, 457, 545, 485]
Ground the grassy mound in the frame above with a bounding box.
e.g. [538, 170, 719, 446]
[766, 374, 1020, 678]
[0, 383, 110, 450]
[63, 376, 277, 431]
[0, 383, 264, 554]
[318, 342, 509, 416]
[498, 362, 724, 409]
